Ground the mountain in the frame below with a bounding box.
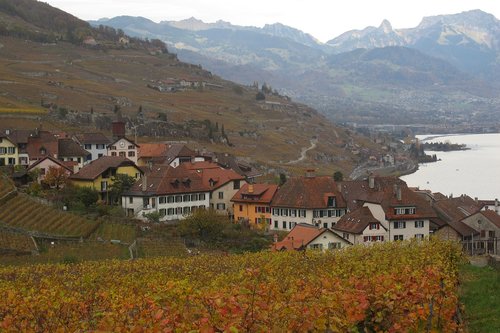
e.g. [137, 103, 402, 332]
[0, 0, 380, 175]
[91, 11, 500, 127]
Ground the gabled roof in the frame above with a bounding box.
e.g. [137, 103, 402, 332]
[184, 161, 245, 190]
[443, 220, 479, 237]
[124, 164, 208, 196]
[138, 143, 168, 158]
[27, 156, 73, 173]
[433, 195, 481, 223]
[1, 129, 32, 145]
[74, 133, 111, 145]
[271, 175, 346, 209]
[272, 223, 351, 251]
[26, 131, 58, 160]
[340, 177, 436, 220]
[231, 183, 278, 204]
[165, 144, 196, 163]
[333, 207, 383, 234]
[58, 138, 90, 158]
[479, 210, 500, 228]
[69, 156, 139, 181]
[107, 137, 139, 148]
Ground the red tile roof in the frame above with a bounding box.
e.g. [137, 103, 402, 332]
[27, 156, 73, 174]
[433, 195, 481, 223]
[69, 156, 138, 180]
[26, 131, 58, 160]
[272, 223, 350, 251]
[340, 177, 436, 220]
[480, 210, 500, 228]
[74, 133, 110, 145]
[271, 176, 346, 209]
[125, 164, 208, 196]
[333, 207, 383, 234]
[231, 183, 278, 204]
[445, 221, 479, 237]
[138, 143, 168, 158]
[58, 138, 90, 158]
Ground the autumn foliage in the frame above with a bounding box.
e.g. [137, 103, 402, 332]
[0, 239, 464, 332]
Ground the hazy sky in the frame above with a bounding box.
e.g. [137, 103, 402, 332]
[45, 0, 500, 42]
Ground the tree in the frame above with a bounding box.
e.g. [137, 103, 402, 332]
[333, 171, 344, 182]
[43, 166, 68, 189]
[109, 174, 136, 204]
[279, 173, 287, 186]
[178, 209, 227, 242]
[76, 187, 99, 208]
[144, 211, 161, 223]
[255, 92, 265, 101]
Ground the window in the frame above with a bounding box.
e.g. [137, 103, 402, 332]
[129, 197, 133, 204]
[7, 147, 15, 154]
[159, 197, 167, 204]
[415, 220, 424, 228]
[394, 207, 416, 215]
[343, 233, 349, 240]
[415, 234, 424, 239]
[274, 220, 278, 228]
[282, 221, 287, 229]
[167, 208, 174, 216]
[119, 152, 126, 157]
[393, 221, 406, 229]
[328, 242, 341, 249]
[233, 180, 240, 190]
[110, 146, 116, 150]
[239, 205, 243, 212]
[0, 147, 5, 155]
[175, 195, 182, 203]
[393, 235, 404, 241]
[375, 236, 384, 241]
[273, 208, 279, 216]
[7, 158, 15, 165]
[480, 230, 486, 238]
[290, 222, 295, 229]
[199, 193, 206, 201]
[176, 207, 183, 215]
[323, 223, 328, 228]
[128, 145, 135, 150]
[111, 152, 117, 156]
[159, 209, 166, 217]
[97, 144, 105, 149]
[98, 153, 103, 158]
[101, 181, 107, 191]
[216, 203, 226, 210]
[40, 168, 46, 175]
[128, 151, 135, 157]
[310, 244, 323, 250]
[183, 194, 191, 202]
[84, 144, 92, 150]
[218, 192, 224, 199]
[489, 231, 495, 238]
[299, 210, 306, 218]
[191, 194, 198, 201]
[327, 196, 336, 207]
[183, 207, 190, 215]
[369, 223, 379, 230]
[167, 196, 174, 203]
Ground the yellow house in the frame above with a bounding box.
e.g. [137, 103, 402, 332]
[68, 156, 142, 201]
[231, 183, 278, 229]
[0, 135, 19, 167]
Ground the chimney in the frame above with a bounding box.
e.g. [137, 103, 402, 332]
[305, 169, 315, 178]
[474, 197, 478, 203]
[5, 129, 10, 135]
[337, 183, 342, 192]
[142, 174, 147, 192]
[495, 198, 499, 213]
[396, 186, 402, 201]
[248, 184, 254, 193]
[368, 173, 375, 189]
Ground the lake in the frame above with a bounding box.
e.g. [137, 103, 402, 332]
[402, 133, 500, 200]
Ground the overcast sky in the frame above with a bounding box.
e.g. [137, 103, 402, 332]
[45, 0, 500, 42]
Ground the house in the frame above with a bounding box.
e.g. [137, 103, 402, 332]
[121, 164, 210, 221]
[184, 161, 246, 217]
[73, 133, 111, 162]
[57, 138, 91, 172]
[461, 210, 500, 254]
[27, 156, 73, 184]
[107, 137, 139, 164]
[137, 143, 168, 167]
[0, 134, 18, 166]
[339, 175, 436, 241]
[165, 144, 201, 168]
[272, 223, 351, 251]
[231, 183, 278, 228]
[333, 207, 388, 244]
[433, 217, 478, 242]
[26, 130, 59, 165]
[68, 156, 142, 201]
[270, 170, 347, 231]
[1, 129, 31, 166]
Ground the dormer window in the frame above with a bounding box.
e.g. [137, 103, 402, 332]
[394, 207, 416, 215]
[40, 147, 46, 155]
[327, 196, 336, 207]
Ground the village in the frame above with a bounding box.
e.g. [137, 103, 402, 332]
[1, 120, 499, 257]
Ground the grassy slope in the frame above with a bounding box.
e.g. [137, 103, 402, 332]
[0, 36, 380, 175]
[460, 264, 500, 332]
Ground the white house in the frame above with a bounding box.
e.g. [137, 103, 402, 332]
[73, 133, 111, 162]
[273, 223, 352, 251]
[107, 137, 139, 164]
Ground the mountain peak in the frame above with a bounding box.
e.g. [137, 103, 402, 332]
[379, 19, 393, 32]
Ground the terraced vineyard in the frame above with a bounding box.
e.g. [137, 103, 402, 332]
[0, 229, 36, 254]
[137, 238, 188, 258]
[0, 175, 15, 199]
[93, 223, 137, 244]
[0, 194, 100, 238]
